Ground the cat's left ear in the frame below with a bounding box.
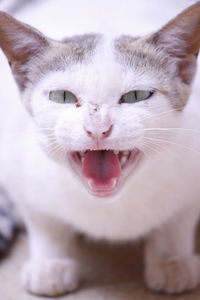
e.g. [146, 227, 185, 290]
[0, 11, 49, 90]
[152, 1, 200, 84]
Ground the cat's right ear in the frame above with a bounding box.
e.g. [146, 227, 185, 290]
[0, 11, 48, 90]
[151, 1, 200, 84]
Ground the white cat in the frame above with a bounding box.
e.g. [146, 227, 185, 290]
[0, 0, 200, 297]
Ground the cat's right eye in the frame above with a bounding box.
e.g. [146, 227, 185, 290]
[49, 90, 78, 104]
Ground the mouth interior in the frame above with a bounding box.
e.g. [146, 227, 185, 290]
[82, 150, 121, 187]
[71, 149, 141, 196]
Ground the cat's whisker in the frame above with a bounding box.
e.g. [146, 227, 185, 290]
[142, 140, 172, 162]
[140, 144, 151, 160]
[36, 127, 55, 130]
[144, 136, 200, 156]
[37, 135, 55, 140]
[37, 133, 55, 138]
[144, 127, 200, 134]
[141, 109, 176, 121]
[55, 148, 67, 163]
[37, 131, 55, 137]
[146, 138, 181, 161]
[45, 141, 66, 160]
[37, 132, 56, 140]
[142, 141, 160, 158]
[45, 141, 59, 151]
[40, 136, 56, 142]
[141, 108, 180, 122]
[47, 146, 64, 160]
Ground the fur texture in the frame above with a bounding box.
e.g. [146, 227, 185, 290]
[0, 0, 200, 297]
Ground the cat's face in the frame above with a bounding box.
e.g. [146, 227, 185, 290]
[29, 36, 185, 198]
[0, 2, 199, 197]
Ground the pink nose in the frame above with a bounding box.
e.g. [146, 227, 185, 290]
[85, 124, 113, 139]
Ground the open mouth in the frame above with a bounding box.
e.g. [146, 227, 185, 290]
[69, 149, 143, 198]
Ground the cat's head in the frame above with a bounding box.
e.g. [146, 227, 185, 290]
[0, 2, 199, 198]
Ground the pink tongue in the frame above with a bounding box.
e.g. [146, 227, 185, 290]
[82, 150, 121, 187]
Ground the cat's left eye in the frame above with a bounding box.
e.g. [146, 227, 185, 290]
[120, 90, 154, 104]
[49, 90, 77, 104]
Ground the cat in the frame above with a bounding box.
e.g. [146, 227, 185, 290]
[0, 0, 200, 297]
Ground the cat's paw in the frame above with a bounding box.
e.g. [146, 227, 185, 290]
[145, 255, 200, 294]
[22, 258, 80, 297]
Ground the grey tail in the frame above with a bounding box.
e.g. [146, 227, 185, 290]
[0, 187, 20, 257]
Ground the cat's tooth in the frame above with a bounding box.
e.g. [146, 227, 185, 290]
[122, 150, 129, 156]
[120, 156, 127, 167]
[88, 179, 93, 189]
[111, 178, 117, 188]
[114, 150, 119, 155]
[79, 151, 85, 157]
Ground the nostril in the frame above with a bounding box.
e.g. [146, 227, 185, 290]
[84, 124, 113, 139]
[86, 130, 92, 136]
[102, 124, 113, 138]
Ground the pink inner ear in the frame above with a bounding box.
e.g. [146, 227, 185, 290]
[178, 55, 197, 84]
[0, 12, 48, 90]
[150, 2, 200, 85]
[11, 61, 29, 90]
[152, 2, 200, 58]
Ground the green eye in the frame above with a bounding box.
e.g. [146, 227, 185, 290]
[49, 90, 77, 104]
[120, 90, 154, 104]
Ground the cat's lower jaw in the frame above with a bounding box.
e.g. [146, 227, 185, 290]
[22, 258, 80, 297]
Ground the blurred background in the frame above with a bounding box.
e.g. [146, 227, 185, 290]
[0, 0, 197, 38]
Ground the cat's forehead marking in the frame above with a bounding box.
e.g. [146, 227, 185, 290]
[114, 35, 163, 69]
[46, 33, 101, 67]
[114, 35, 139, 55]
[62, 34, 101, 61]
[114, 35, 189, 109]
[26, 33, 101, 90]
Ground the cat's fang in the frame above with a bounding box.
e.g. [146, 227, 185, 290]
[120, 156, 128, 167]
[80, 151, 85, 157]
[122, 150, 129, 156]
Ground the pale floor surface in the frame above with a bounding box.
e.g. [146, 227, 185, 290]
[1, 233, 200, 300]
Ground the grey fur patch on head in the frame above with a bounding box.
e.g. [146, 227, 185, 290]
[114, 35, 191, 109]
[24, 33, 101, 92]
[114, 35, 139, 56]
[62, 34, 101, 62]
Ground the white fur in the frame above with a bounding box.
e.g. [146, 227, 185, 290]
[0, 0, 200, 296]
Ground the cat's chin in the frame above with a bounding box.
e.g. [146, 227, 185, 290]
[68, 149, 143, 198]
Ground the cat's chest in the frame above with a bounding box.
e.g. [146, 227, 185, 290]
[54, 163, 197, 240]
